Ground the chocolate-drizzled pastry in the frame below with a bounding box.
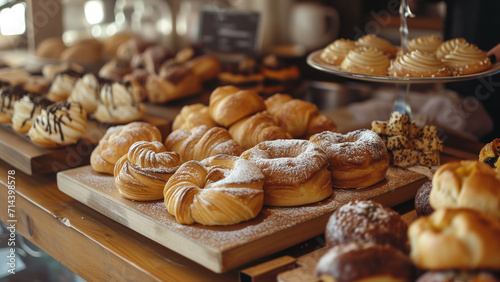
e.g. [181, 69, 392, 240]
[218, 57, 265, 92]
[28, 101, 88, 148]
[12, 94, 53, 134]
[46, 69, 84, 102]
[0, 85, 28, 124]
[69, 73, 111, 114]
[94, 81, 145, 124]
[261, 54, 300, 94]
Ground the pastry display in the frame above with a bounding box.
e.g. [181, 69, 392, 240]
[316, 242, 414, 282]
[145, 64, 202, 104]
[28, 101, 88, 148]
[22, 75, 50, 95]
[164, 125, 243, 163]
[407, 35, 442, 54]
[436, 37, 468, 60]
[171, 103, 217, 132]
[430, 160, 500, 218]
[340, 47, 391, 76]
[12, 94, 52, 135]
[35, 37, 67, 59]
[41, 62, 85, 82]
[60, 38, 104, 64]
[389, 50, 451, 78]
[260, 54, 300, 94]
[310, 129, 390, 189]
[68, 73, 105, 114]
[408, 208, 500, 270]
[229, 111, 292, 150]
[324, 200, 409, 252]
[218, 57, 265, 92]
[163, 154, 265, 225]
[94, 81, 146, 124]
[442, 43, 492, 76]
[240, 139, 332, 206]
[114, 141, 181, 201]
[46, 69, 84, 102]
[98, 59, 133, 81]
[320, 38, 357, 65]
[209, 85, 266, 128]
[356, 34, 398, 57]
[0, 85, 27, 124]
[371, 112, 443, 167]
[265, 93, 336, 138]
[414, 180, 434, 217]
[116, 37, 154, 63]
[185, 54, 222, 82]
[90, 121, 162, 174]
[102, 33, 136, 59]
[479, 138, 500, 172]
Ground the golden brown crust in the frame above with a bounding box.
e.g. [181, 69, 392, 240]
[389, 50, 451, 78]
[114, 141, 181, 201]
[146, 66, 202, 104]
[408, 208, 500, 270]
[442, 43, 491, 76]
[185, 55, 221, 82]
[163, 154, 265, 225]
[60, 38, 104, 64]
[35, 37, 67, 59]
[171, 103, 217, 131]
[436, 38, 468, 60]
[430, 160, 500, 218]
[479, 138, 500, 172]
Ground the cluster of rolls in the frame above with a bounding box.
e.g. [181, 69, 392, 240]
[89, 85, 395, 226]
[321, 34, 492, 77]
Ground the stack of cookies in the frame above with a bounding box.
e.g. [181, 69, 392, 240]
[371, 112, 443, 167]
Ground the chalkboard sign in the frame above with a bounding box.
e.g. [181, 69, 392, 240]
[198, 7, 260, 54]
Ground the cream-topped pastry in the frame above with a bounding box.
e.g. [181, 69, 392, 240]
[94, 81, 145, 124]
[442, 43, 491, 76]
[356, 34, 397, 57]
[321, 39, 357, 65]
[340, 47, 390, 75]
[69, 73, 106, 114]
[408, 35, 442, 54]
[46, 70, 83, 102]
[436, 38, 468, 60]
[28, 101, 88, 148]
[0, 85, 27, 124]
[389, 50, 451, 77]
[12, 95, 52, 134]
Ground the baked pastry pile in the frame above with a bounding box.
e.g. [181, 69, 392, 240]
[320, 34, 492, 77]
[371, 112, 443, 167]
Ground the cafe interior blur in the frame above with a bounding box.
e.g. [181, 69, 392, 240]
[0, 0, 495, 281]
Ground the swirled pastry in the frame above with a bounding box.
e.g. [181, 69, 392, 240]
[114, 141, 181, 201]
[356, 34, 398, 57]
[229, 111, 292, 150]
[12, 95, 52, 134]
[164, 125, 244, 163]
[69, 73, 104, 114]
[0, 85, 26, 124]
[171, 103, 217, 131]
[163, 154, 265, 225]
[28, 101, 88, 148]
[321, 39, 357, 65]
[442, 43, 491, 76]
[340, 47, 390, 76]
[46, 70, 83, 102]
[90, 121, 162, 174]
[408, 35, 442, 54]
[94, 81, 145, 124]
[389, 50, 451, 77]
[436, 37, 468, 60]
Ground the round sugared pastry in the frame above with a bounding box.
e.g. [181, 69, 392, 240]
[442, 43, 491, 76]
[240, 139, 332, 207]
[416, 270, 500, 282]
[0, 85, 27, 124]
[310, 129, 389, 189]
[389, 50, 451, 78]
[114, 141, 181, 201]
[340, 47, 390, 76]
[414, 180, 434, 217]
[46, 69, 84, 102]
[325, 200, 409, 252]
[408, 35, 442, 54]
[316, 242, 414, 282]
[356, 34, 398, 57]
[430, 160, 500, 218]
[321, 38, 357, 65]
[436, 37, 468, 60]
[28, 101, 88, 148]
[94, 81, 145, 124]
[12, 95, 52, 134]
[479, 138, 500, 172]
[409, 208, 500, 270]
[163, 154, 265, 225]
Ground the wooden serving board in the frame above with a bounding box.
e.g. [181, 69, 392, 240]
[57, 165, 427, 273]
[0, 116, 170, 175]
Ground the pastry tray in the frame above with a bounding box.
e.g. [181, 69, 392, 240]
[307, 49, 500, 84]
[57, 165, 427, 273]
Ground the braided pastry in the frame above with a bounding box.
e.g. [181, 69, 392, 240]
[208, 85, 266, 127]
[114, 141, 181, 201]
[171, 103, 217, 131]
[229, 111, 292, 150]
[164, 125, 244, 163]
[163, 154, 265, 225]
[90, 122, 162, 174]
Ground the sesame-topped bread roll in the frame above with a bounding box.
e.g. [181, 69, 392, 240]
[442, 43, 491, 76]
[389, 50, 451, 78]
[408, 35, 442, 54]
[340, 47, 391, 76]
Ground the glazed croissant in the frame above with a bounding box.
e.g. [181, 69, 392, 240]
[164, 125, 244, 163]
[114, 141, 181, 201]
[229, 111, 292, 150]
[171, 103, 217, 131]
[265, 93, 337, 138]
